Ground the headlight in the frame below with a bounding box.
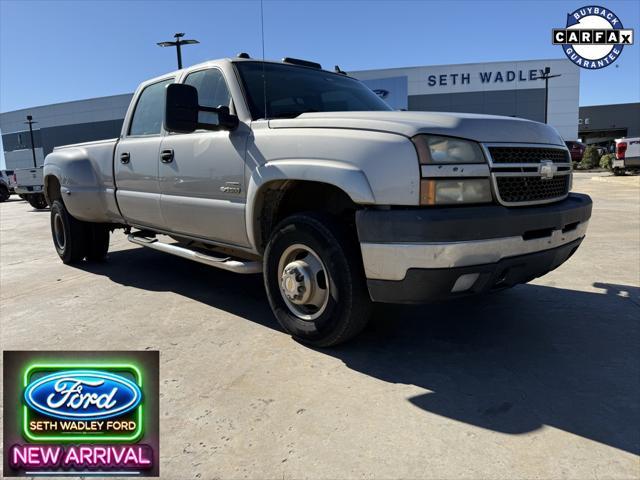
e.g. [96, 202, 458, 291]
[412, 135, 485, 164]
[420, 179, 492, 205]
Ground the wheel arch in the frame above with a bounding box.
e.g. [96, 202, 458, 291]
[43, 147, 122, 223]
[44, 173, 62, 205]
[247, 160, 374, 252]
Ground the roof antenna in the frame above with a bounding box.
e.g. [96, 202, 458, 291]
[260, 0, 268, 120]
[334, 65, 347, 75]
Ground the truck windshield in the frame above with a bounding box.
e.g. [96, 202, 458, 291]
[234, 61, 392, 120]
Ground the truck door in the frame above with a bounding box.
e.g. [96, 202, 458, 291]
[159, 67, 249, 246]
[115, 78, 173, 229]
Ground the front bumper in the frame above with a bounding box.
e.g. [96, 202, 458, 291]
[356, 193, 592, 303]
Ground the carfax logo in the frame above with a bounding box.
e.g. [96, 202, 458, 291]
[553, 6, 634, 69]
[3, 351, 159, 477]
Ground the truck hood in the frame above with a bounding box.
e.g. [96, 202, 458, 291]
[268, 111, 565, 145]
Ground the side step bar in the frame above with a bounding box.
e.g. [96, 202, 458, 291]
[127, 234, 262, 274]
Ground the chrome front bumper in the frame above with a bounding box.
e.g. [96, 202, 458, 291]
[355, 193, 592, 303]
[361, 221, 588, 281]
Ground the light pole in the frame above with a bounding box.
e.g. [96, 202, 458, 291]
[157, 33, 199, 69]
[540, 67, 562, 124]
[24, 115, 38, 168]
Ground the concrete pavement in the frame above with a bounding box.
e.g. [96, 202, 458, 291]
[1, 174, 638, 479]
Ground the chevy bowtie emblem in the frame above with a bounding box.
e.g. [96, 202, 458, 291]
[539, 160, 557, 179]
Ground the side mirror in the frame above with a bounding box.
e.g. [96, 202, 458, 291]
[215, 105, 240, 131]
[165, 84, 199, 133]
[165, 83, 239, 133]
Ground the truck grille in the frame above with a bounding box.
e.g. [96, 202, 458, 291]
[495, 175, 570, 203]
[489, 147, 570, 164]
[485, 144, 572, 206]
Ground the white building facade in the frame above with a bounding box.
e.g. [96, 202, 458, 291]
[351, 59, 580, 140]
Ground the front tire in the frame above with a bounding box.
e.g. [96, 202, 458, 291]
[264, 213, 372, 347]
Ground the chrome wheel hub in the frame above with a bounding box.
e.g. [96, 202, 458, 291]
[281, 260, 312, 304]
[277, 244, 330, 321]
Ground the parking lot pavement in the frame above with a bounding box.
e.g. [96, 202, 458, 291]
[1, 174, 639, 479]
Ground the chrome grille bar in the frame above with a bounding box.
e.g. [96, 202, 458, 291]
[481, 143, 572, 206]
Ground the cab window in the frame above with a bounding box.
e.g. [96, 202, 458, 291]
[128, 79, 173, 136]
[184, 69, 232, 124]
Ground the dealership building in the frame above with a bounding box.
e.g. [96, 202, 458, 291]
[0, 94, 132, 170]
[578, 102, 640, 145]
[1, 58, 638, 170]
[353, 58, 581, 140]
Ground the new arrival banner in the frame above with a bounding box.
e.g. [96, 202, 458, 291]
[3, 351, 159, 477]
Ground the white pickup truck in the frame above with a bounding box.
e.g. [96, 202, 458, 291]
[14, 166, 47, 209]
[613, 137, 640, 175]
[43, 56, 592, 346]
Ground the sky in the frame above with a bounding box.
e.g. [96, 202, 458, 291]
[0, 0, 639, 166]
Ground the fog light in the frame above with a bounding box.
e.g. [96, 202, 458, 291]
[451, 273, 480, 293]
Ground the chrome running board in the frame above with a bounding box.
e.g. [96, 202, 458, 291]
[127, 233, 262, 274]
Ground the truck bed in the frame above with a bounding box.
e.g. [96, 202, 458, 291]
[52, 137, 119, 152]
[44, 137, 121, 223]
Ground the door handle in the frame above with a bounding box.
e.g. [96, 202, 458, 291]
[160, 149, 174, 163]
[120, 152, 131, 164]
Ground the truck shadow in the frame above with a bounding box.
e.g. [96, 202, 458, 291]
[344, 282, 639, 456]
[79, 247, 640, 455]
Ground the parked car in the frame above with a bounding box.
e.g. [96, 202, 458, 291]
[0, 169, 16, 202]
[613, 137, 640, 175]
[42, 56, 592, 346]
[14, 167, 47, 209]
[565, 140, 586, 162]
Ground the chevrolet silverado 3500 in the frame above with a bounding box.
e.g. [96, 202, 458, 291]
[43, 56, 592, 346]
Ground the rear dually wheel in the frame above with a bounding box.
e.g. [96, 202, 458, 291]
[50, 200, 110, 264]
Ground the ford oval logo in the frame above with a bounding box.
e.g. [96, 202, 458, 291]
[24, 370, 142, 421]
[373, 88, 389, 99]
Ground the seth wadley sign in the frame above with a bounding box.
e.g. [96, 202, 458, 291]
[427, 68, 550, 87]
